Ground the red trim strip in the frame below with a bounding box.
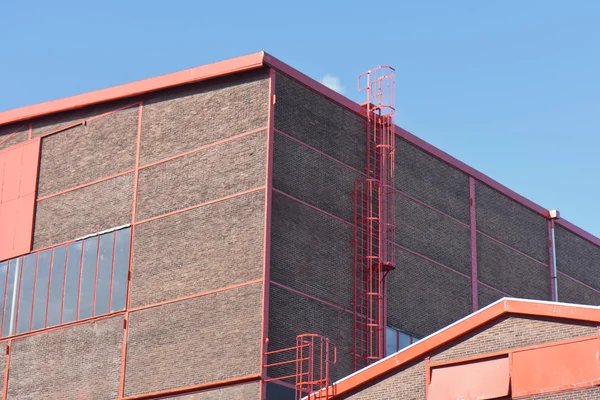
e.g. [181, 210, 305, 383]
[476, 230, 548, 267]
[558, 271, 600, 295]
[391, 242, 471, 280]
[271, 281, 353, 315]
[272, 189, 351, 226]
[0, 125, 26, 147]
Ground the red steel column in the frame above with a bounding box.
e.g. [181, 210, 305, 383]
[469, 177, 478, 312]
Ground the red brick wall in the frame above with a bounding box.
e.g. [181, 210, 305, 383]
[7, 315, 124, 400]
[347, 361, 426, 400]
[124, 283, 263, 397]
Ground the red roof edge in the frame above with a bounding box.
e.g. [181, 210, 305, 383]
[0, 51, 266, 126]
[325, 299, 600, 398]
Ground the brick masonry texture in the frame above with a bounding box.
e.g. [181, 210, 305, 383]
[124, 283, 263, 397]
[555, 225, 600, 292]
[0, 342, 6, 395]
[136, 130, 266, 221]
[429, 315, 598, 363]
[478, 283, 506, 309]
[395, 137, 470, 224]
[139, 70, 269, 166]
[395, 193, 471, 276]
[272, 132, 362, 223]
[347, 361, 426, 400]
[477, 233, 551, 300]
[0, 123, 29, 151]
[7, 315, 123, 400]
[33, 173, 133, 249]
[270, 191, 353, 309]
[274, 73, 366, 171]
[519, 386, 600, 399]
[475, 182, 548, 263]
[164, 382, 260, 399]
[37, 106, 138, 197]
[387, 247, 471, 338]
[131, 190, 264, 308]
[557, 273, 600, 306]
[267, 284, 353, 383]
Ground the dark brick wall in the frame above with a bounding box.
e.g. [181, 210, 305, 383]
[131, 190, 265, 308]
[0, 123, 29, 151]
[477, 233, 551, 300]
[136, 130, 266, 221]
[34, 173, 133, 249]
[478, 283, 506, 309]
[166, 382, 261, 399]
[475, 182, 548, 264]
[37, 106, 138, 197]
[347, 361, 426, 400]
[387, 247, 472, 338]
[140, 70, 269, 166]
[272, 132, 361, 223]
[267, 284, 353, 383]
[124, 283, 263, 397]
[7, 315, 123, 400]
[555, 225, 600, 299]
[274, 73, 366, 171]
[270, 192, 353, 309]
[557, 273, 600, 305]
[395, 137, 470, 223]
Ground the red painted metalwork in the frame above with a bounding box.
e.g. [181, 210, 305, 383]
[469, 177, 479, 311]
[0, 124, 26, 147]
[264, 334, 337, 400]
[0, 138, 41, 262]
[353, 67, 396, 371]
[428, 356, 510, 400]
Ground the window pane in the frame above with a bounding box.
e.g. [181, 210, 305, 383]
[111, 228, 130, 312]
[31, 250, 51, 331]
[47, 246, 66, 327]
[399, 332, 411, 350]
[78, 237, 98, 320]
[94, 232, 114, 316]
[62, 242, 82, 324]
[3, 259, 18, 337]
[0, 262, 7, 335]
[17, 254, 36, 334]
[386, 327, 397, 356]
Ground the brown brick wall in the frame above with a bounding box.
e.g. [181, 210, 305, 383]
[0, 342, 7, 395]
[136, 130, 266, 221]
[519, 386, 600, 399]
[387, 247, 472, 338]
[165, 382, 261, 399]
[34, 173, 134, 249]
[140, 70, 269, 166]
[267, 284, 353, 383]
[430, 315, 598, 363]
[37, 106, 138, 197]
[124, 282, 263, 397]
[270, 192, 353, 309]
[0, 123, 29, 151]
[7, 315, 123, 400]
[347, 361, 426, 400]
[131, 190, 264, 308]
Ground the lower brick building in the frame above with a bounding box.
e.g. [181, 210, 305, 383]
[0, 51, 599, 399]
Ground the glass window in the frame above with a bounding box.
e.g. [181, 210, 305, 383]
[399, 332, 412, 350]
[386, 326, 397, 356]
[0, 226, 131, 338]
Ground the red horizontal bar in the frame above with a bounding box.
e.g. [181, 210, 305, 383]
[270, 281, 353, 315]
[36, 169, 135, 202]
[557, 271, 600, 295]
[476, 230, 548, 267]
[272, 189, 352, 226]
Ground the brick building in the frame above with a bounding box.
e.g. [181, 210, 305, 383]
[0, 51, 599, 399]
[324, 298, 600, 399]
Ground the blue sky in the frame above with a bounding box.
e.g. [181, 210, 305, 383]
[1, 1, 599, 235]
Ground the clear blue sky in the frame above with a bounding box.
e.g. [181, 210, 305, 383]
[1, 1, 599, 235]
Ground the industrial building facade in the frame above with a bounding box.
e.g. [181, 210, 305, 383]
[0, 51, 599, 399]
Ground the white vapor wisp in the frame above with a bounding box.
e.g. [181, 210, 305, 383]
[320, 74, 345, 94]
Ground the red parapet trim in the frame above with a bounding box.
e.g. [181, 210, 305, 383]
[0, 124, 26, 147]
[263, 53, 365, 117]
[128, 279, 263, 313]
[272, 189, 352, 226]
[476, 229, 548, 267]
[469, 177, 478, 312]
[134, 186, 266, 225]
[260, 69, 276, 398]
[391, 242, 471, 280]
[394, 126, 550, 217]
[392, 186, 469, 228]
[557, 271, 600, 295]
[0, 52, 266, 126]
[274, 129, 366, 176]
[555, 217, 600, 248]
[119, 374, 262, 400]
[2, 340, 10, 400]
[270, 281, 353, 315]
[139, 126, 268, 171]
